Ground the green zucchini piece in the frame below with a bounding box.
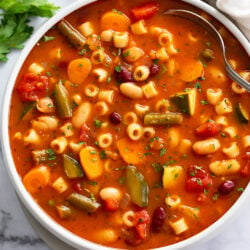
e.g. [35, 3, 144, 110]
[126, 165, 149, 208]
[170, 88, 196, 115]
[144, 112, 183, 125]
[20, 101, 36, 120]
[63, 154, 84, 178]
[235, 103, 249, 124]
[68, 192, 101, 213]
[54, 81, 72, 118]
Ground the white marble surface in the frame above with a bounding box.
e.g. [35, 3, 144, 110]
[0, 0, 250, 250]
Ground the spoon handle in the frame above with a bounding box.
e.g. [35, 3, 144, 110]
[225, 61, 250, 92]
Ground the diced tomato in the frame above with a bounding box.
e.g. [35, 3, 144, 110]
[79, 123, 90, 142]
[131, 1, 159, 21]
[103, 198, 119, 212]
[241, 151, 250, 177]
[73, 182, 83, 193]
[195, 121, 221, 138]
[186, 165, 212, 192]
[17, 73, 49, 102]
[134, 210, 150, 240]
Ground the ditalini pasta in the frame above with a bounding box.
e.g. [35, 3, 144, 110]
[9, 0, 250, 249]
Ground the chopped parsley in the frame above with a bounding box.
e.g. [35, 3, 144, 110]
[94, 119, 102, 128]
[42, 35, 55, 42]
[114, 65, 122, 72]
[160, 147, 166, 157]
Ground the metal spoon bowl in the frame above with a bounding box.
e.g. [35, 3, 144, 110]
[164, 9, 250, 92]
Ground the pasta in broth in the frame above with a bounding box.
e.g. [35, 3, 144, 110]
[9, 0, 250, 249]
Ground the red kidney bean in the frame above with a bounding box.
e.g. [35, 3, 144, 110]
[109, 112, 122, 124]
[151, 206, 166, 232]
[114, 66, 133, 83]
[149, 64, 160, 76]
[219, 180, 236, 194]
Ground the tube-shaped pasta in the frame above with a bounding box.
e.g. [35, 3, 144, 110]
[155, 99, 170, 112]
[209, 159, 240, 176]
[150, 48, 169, 61]
[127, 123, 143, 141]
[23, 129, 41, 146]
[158, 31, 173, 47]
[187, 32, 198, 42]
[51, 136, 68, 154]
[192, 138, 221, 155]
[215, 116, 228, 126]
[243, 135, 250, 148]
[222, 142, 239, 158]
[95, 101, 109, 116]
[133, 65, 150, 82]
[131, 20, 147, 35]
[84, 84, 99, 97]
[101, 29, 114, 42]
[149, 26, 164, 36]
[143, 127, 155, 139]
[215, 98, 232, 115]
[97, 133, 113, 148]
[142, 81, 158, 99]
[78, 21, 94, 37]
[91, 50, 105, 64]
[134, 104, 149, 117]
[165, 195, 181, 208]
[123, 112, 138, 125]
[93, 68, 108, 82]
[60, 122, 74, 137]
[231, 71, 249, 94]
[167, 58, 176, 77]
[122, 210, 135, 227]
[31, 116, 58, 132]
[98, 90, 114, 104]
[69, 140, 85, 154]
[206, 88, 222, 105]
[179, 205, 200, 219]
[123, 47, 144, 62]
[169, 218, 188, 235]
[223, 126, 237, 138]
[36, 97, 55, 114]
[113, 32, 129, 48]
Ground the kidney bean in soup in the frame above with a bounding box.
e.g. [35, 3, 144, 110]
[9, 0, 250, 249]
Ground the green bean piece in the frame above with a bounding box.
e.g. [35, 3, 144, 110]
[144, 112, 183, 125]
[68, 192, 101, 213]
[19, 101, 36, 120]
[63, 154, 84, 178]
[54, 81, 72, 118]
[126, 165, 149, 208]
[57, 20, 86, 50]
[56, 205, 72, 219]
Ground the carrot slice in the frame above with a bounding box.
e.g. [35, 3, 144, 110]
[23, 165, 50, 194]
[179, 59, 204, 82]
[100, 11, 131, 31]
[117, 137, 145, 165]
[79, 146, 103, 180]
[67, 58, 92, 84]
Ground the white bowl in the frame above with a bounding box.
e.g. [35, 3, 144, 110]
[1, 0, 250, 249]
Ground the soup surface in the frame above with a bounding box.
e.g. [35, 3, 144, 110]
[9, 0, 250, 249]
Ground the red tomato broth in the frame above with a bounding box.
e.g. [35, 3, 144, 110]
[9, 0, 250, 249]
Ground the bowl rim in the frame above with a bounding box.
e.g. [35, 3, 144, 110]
[1, 0, 250, 250]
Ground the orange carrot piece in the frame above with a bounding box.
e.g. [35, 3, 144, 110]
[100, 11, 131, 31]
[79, 146, 103, 180]
[23, 165, 50, 194]
[67, 58, 92, 84]
[179, 59, 204, 82]
[117, 137, 145, 165]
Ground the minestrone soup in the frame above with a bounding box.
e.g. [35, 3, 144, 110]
[9, 0, 250, 249]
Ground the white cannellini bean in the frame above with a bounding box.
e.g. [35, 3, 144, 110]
[99, 187, 121, 201]
[209, 159, 241, 176]
[192, 138, 221, 155]
[120, 82, 143, 99]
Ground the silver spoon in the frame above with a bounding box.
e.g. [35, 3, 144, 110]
[164, 9, 250, 92]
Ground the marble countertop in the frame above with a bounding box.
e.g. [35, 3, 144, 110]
[0, 0, 250, 249]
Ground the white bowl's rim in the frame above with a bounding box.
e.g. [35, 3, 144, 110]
[1, 0, 249, 250]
